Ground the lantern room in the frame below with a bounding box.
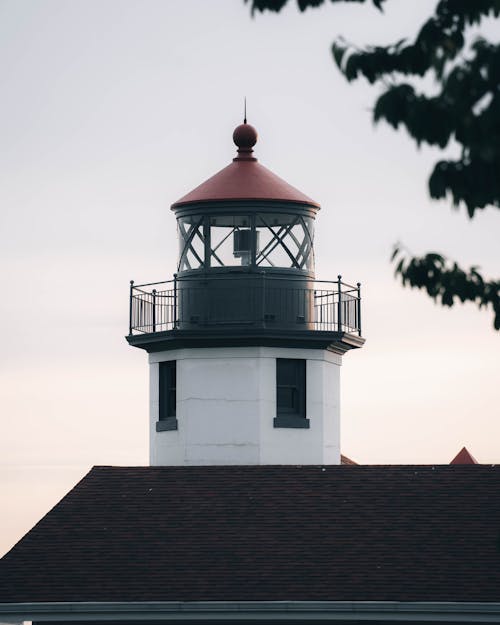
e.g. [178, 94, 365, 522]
[175, 207, 315, 273]
[172, 122, 317, 274]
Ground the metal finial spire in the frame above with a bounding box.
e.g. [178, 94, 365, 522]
[244, 97, 247, 124]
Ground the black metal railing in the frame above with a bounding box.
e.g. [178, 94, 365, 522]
[129, 275, 362, 336]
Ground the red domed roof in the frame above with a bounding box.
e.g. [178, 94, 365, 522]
[171, 122, 319, 209]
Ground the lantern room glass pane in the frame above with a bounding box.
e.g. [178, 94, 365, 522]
[178, 216, 205, 272]
[255, 214, 314, 271]
[209, 215, 253, 267]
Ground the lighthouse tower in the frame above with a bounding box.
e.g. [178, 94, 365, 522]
[127, 121, 364, 466]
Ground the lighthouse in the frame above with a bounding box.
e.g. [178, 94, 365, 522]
[127, 120, 364, 465]
[3, 122, 500, 625]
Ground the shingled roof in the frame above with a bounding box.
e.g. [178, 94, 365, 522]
[1, 465, 499, 603]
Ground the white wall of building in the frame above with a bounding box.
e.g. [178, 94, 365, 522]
[148, 347, 342, 466]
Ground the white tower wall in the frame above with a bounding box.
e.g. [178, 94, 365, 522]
[149, 347, 342, 466]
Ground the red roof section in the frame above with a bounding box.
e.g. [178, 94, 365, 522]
[450, 446, 478, 464]
[340, 453, 357, 465]
[171, 123, 319, 209]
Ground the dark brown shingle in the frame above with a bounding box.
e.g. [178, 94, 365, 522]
[1, 465, 499, 603]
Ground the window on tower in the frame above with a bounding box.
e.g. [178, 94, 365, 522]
[157, 361, 177, 431]
[274, 358, 309, 429]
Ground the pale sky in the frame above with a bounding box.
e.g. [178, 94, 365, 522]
[1, 0, 498, 557]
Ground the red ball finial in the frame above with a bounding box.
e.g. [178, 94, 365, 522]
[233, 122, 258, 151]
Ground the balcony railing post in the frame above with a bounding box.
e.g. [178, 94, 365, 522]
[357, 282, 362, 337]
[337, 275, 342, 333]
[173, 274, 178, 328]
[261, 272, 266, 328]
[152, 289, 157, 332]
[204, 280, 208, 326]
[129, 280, 134, 335]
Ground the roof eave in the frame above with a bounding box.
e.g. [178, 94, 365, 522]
[171, 197, 321, 210]
[2, 601, 500, 623]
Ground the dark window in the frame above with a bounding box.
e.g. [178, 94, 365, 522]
[276, 359, 306, 419]
[159, 361, 176, 420]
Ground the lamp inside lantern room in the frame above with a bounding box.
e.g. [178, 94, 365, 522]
[233, 228, 259, 265]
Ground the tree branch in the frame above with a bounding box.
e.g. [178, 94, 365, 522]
[392, 246, 500, 329]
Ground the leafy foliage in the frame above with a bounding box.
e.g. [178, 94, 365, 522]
[247, 0, 500, 328]
[392, 247, 500, 330]
[333, 34, 500, 216]
[247, 0, 384, 15]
